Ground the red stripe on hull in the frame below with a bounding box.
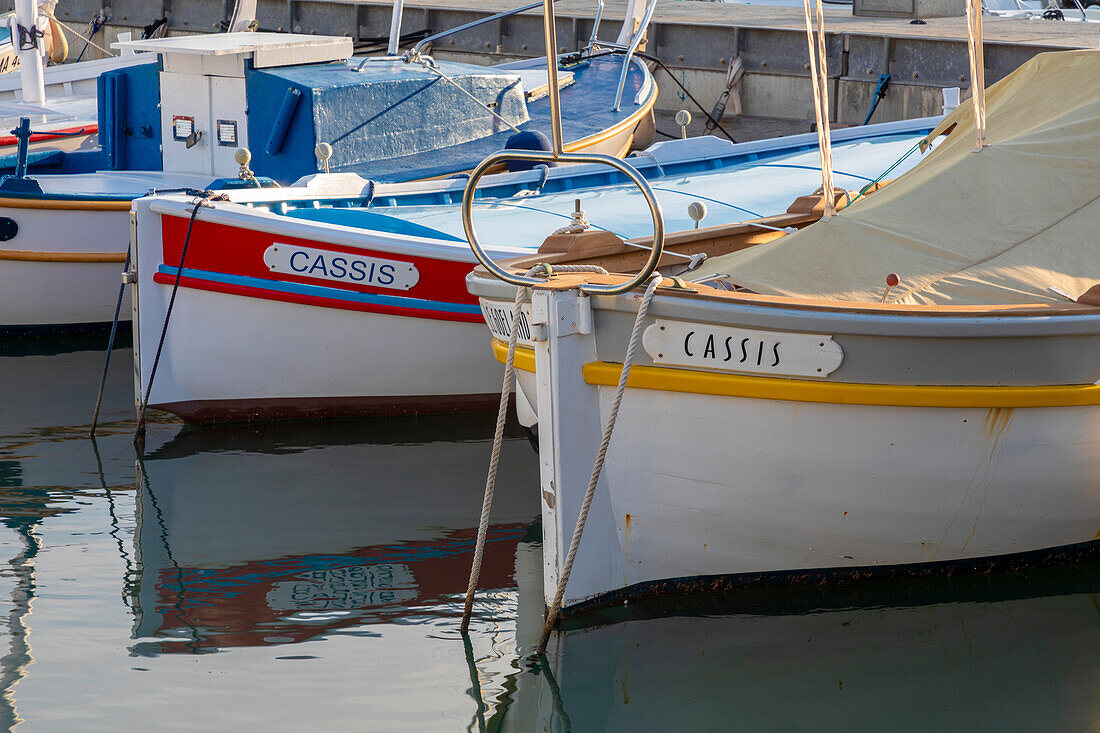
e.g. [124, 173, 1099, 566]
[0, 124, 98, 146]
[152, 271, 484, 323]
[161, 217, 479, 304]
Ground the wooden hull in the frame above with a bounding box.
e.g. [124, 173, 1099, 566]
[468, 277, 1100, 615]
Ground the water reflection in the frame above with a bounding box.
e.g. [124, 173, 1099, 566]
[499, 562, 1100, 732]
[131, 416, 540, 656]
[0, 512, 39, 731]
[0, 339, 1097, 730]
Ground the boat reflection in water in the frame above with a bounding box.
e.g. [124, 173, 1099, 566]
[129, 415, 540, 655]
[502, 562, 1100, 731]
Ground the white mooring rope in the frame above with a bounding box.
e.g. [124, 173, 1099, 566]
[536, 271, 663, 653]
[802, 0, 836, 219]
[964, 0, 987, 150]
[41, 11, 116, 57]
[417, 60, 523, 134]
[459, 263, 610, 634]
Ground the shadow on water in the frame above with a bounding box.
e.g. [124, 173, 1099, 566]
[489, 558, 1100, 732]
[145, 411, 530, 459]
[0, 330, 131, 358]
[129, 413, 541, 656]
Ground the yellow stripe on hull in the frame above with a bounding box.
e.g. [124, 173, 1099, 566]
[491, 338, 537, 373]
[490, 339, 1100, 408]
[0, 197, 132, 211]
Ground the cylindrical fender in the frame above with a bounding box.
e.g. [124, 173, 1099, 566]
[47, 15, 66, 63]
[265, 87, 302, 156]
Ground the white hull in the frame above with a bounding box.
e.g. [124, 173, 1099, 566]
[468, 283, 1100, 615]
[136, 285, 506, 419]
[0, 205, 129, 328]
[587, 390, 1099, 583]
[131, 194, 519, 420]
[129, 120, 937, 419]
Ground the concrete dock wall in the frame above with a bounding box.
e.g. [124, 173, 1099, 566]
[20, 0, 1097, 125]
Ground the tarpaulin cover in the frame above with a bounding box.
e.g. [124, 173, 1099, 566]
[245, 59, 528, 182]
[696, 50, 1100, 305]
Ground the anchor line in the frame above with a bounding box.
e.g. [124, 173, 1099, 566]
[416, 61, 522, 134]
[41, 11, 116, 57]
[133, 193, 226, 453]
[90, 247, 130, 437]
[460, 264, 610, 634]
[590, 48, 737, 144]
[536, 272, 663, 653]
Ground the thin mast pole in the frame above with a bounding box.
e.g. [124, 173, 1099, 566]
[14, 0, 45, 105]
[541, 0, 564, 156]
[388, 0, 405, 56]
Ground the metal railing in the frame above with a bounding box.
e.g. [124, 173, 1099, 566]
[461, 0, 665, 296]
[378, 0, 652, 114]
[610, 0, 658, 111]
[406, 0, 560, 62]
[587, 0, 605, 51]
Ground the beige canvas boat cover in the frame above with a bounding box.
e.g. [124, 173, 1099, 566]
[696, 50, 1100, 306]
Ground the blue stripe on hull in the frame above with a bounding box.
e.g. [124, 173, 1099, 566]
[157, 265, 482, 316]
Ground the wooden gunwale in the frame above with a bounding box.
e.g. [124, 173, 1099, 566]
[0, 248, 126, 263]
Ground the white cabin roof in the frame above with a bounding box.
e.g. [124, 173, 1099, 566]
[112, 32, 352, 69]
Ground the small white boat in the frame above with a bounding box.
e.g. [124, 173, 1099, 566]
[0, 0, 175, 158]
[129, 118, 935, 422]
[1, 4, 657, 333]
[466, 49, 1100, 617]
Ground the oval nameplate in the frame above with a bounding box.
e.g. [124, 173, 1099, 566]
[263, 244, 419, 291]
[480, 298, 534, 346]
[642, 319, 843, 378]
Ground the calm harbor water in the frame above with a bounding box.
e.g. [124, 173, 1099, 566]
[0, 336, 1097, 731]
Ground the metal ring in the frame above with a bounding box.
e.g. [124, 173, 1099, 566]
[461, 150, 665, 296]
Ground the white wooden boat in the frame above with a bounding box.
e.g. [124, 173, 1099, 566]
[0, 1, 168, 158]
[0, 0, 260, 159]
[1, 5, 657, 332]
[466, 49, 1100, 617]
[129, 118, 935, 421]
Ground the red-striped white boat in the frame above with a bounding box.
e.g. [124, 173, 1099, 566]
[130, 118, 937, 421]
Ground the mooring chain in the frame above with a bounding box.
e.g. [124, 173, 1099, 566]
[459, 264, 610, 634]
[536, 271, 663, 653]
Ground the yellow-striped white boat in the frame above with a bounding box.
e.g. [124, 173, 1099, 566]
[466, 49, 1100, 616]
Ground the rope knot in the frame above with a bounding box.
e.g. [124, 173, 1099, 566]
[17, 23, 44, 51]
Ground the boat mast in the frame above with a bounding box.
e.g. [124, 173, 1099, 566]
[388, 0, 405, 55]
[541, 0, 564, 155]
[13, 0, 45, 105]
